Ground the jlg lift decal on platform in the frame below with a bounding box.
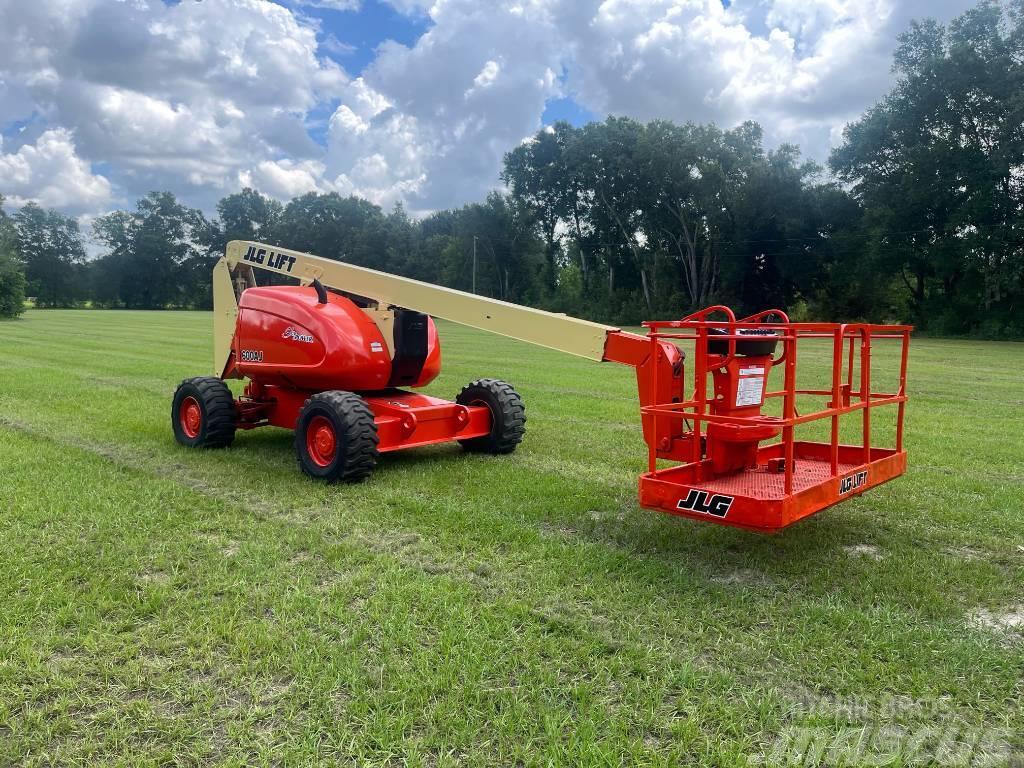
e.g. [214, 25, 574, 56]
[242, 245, 297, 273]
[677, 489, 734, 518]
[839, 470, 868, 495]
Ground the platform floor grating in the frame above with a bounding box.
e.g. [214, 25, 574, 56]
[699, 459, 859, 500]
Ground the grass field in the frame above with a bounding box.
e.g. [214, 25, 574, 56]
[0, 310, 1022, 766]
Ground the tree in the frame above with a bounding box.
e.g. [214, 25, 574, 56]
[716, 141, 824, 313]
[571, 117, 657, 311]
[200, 187, 284, 257]
[506, 117, 835, 320]
[831, 0, 1024, 333]
[92, 192, 210, 308]
[0, 196, 26, 318]
[456, 193, 544, 302]
[502, 122, 578, 292]
[14, 202, 86, 307]
[273, 193, 388, 268]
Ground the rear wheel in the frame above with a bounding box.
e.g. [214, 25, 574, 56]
[172, 377, 236, 448]
[295, 391, 379, 482]
[456, 378, 525, 454]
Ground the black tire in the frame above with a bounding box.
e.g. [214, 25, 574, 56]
[295, 391, 379, 482]
[172, 377, 236, 448]
[455, 378, 526, 454]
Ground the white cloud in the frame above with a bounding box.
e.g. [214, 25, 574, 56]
[0, 0, 345, 212]
[239, 158, 329, 199]
[295, 0, 362, 10]
[321, 33, 358, 57]
[470, 60, 501, 92]
[0, 0, 980, 217]
[0, 128, 111, 213]
[324, 78, 429, 207]
[557, 0, 975, 160]
[312, 0, 974, 212]
[322, 1, 565, 211]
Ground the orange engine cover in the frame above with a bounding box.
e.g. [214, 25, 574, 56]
[233, 285, 440, 391]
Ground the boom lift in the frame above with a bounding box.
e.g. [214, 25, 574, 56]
[172, 240, 911, 532]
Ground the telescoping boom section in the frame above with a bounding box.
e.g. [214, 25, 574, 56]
[195, 241, 911, 533]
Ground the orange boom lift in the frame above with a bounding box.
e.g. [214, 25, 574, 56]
[173, 241, 911, 533]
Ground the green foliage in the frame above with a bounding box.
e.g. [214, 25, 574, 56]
[0, 197, 26, 318]
[91, 192, 213, 309]
[504, 116, 837, 320]
[831, 0, 1024, 335]
[0, 256, 25, 318]
[14, 202, 86, 308]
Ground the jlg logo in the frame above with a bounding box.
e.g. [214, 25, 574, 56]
[242, 245, 296, 273]
[677, 489, 734, 518]
[839, 470, 868, 495]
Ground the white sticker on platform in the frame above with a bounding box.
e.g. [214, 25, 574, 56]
[739, 366, 764, 376]
[736, 375, 764, 407]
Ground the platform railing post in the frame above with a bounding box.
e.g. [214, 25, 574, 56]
[847, 335, 855, 397]
[648, 330, 657, 473]
[694, 326, 706, 467]
[830, 326, 843, 475]
[896, 329, 909, 453]
[783, 330, 797, 495]
[861, 328, 871, 465]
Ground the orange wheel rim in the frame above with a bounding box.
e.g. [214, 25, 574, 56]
[180, 396, 202, 439]
[306, 415, 337, 467]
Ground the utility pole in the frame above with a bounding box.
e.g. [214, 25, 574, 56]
[472, 235, 478, 294]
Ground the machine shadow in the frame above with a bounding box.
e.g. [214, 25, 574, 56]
[228, 416, 879, 592]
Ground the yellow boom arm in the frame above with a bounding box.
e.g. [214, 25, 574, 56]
[214, 240, 619, 376]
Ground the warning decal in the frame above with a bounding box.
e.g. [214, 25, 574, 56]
[736, 375, 764, 407]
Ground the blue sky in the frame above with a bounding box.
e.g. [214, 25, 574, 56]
[291, 0, 431, 75]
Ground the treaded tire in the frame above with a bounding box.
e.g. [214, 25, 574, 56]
[455, 378, 526, 454]
[172, 377, 236, 448]
[295, 391, 379, 483]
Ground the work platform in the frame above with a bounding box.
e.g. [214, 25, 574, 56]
[634, 307, 911, 532]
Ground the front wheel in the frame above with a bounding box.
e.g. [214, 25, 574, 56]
[172, 377, 236, 448]
[295, 391, 379, 482]
[456, 378, 526, 454]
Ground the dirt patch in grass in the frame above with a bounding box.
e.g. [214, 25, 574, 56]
[220, 541, 240, 557]
[945, 545, 989, 561]
[968, 605, 1024, 642]
[709, 569, 773, 587]
[843, 543, 884, 560]
[139, 568, 172, 586]
[539, 523, 578, 539]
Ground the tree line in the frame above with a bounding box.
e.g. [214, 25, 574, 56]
[1, 0, 1021, 336]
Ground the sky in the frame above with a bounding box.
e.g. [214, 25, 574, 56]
[0, 0, 979, 223]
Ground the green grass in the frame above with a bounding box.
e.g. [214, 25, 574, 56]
[0, 310, 1022, 766]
